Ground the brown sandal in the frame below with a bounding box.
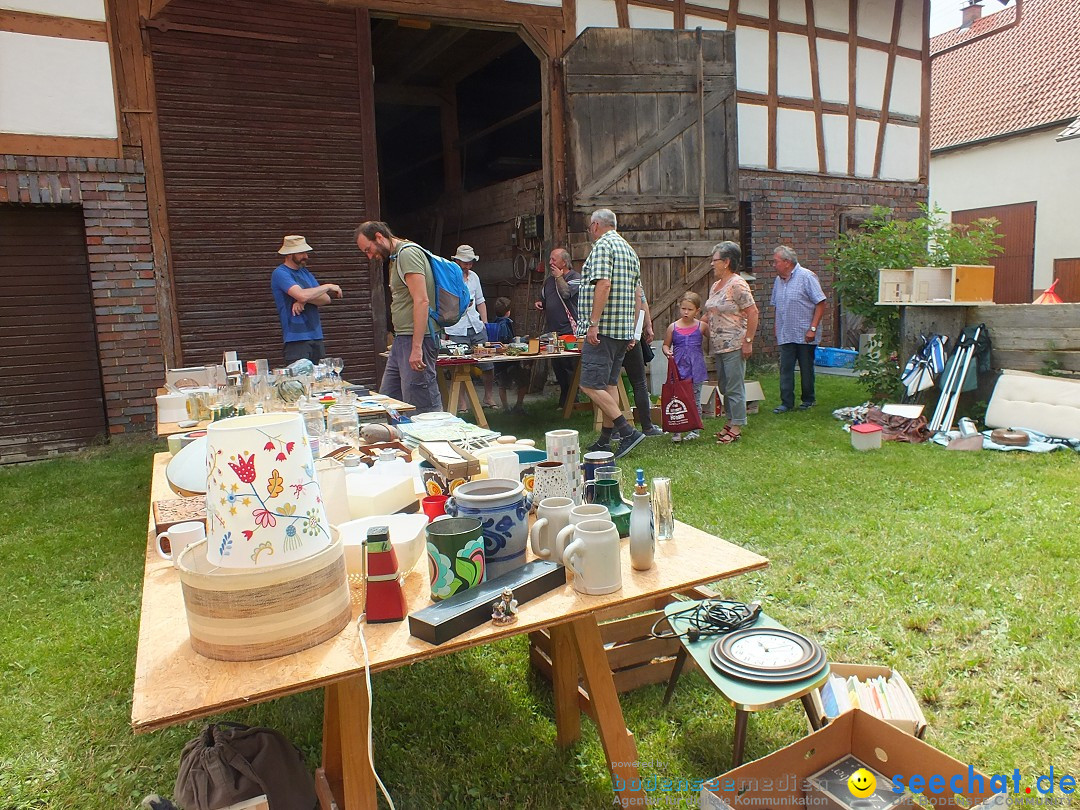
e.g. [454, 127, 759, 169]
[715, 426, 741, 444]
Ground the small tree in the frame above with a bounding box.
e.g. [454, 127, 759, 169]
[827, 205, 1003, 400]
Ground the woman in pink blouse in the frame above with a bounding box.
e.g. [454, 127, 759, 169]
[703, 242, 759, 444]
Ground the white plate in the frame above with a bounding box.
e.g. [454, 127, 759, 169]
[410, 411, 458, 424]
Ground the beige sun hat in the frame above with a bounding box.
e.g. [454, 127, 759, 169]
[278, 235, 313, 255]
[453, 245, 479, 263]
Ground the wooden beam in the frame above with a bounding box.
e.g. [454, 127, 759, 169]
[363, 0, 563, 28]
[726, 0, 739, 30]
[675, 0, 687, 29]
[616, 0, 630, 28]
[374, 83, 447, 106]
[379, 26, 469, 84]
[648, 255, 713, 316]
[0, 134, 119, 159]
[873, 0, 904, 179]
[847, 0, 858, 176]
[563, 0, 577, 40]
[919, 0, 930, 184]
[736, 91, 919, 126]
[0, 9, 107, 41]
[441, 34, 522, 84]
[148, 0, 177, 18]
[805, 0, 827, 174]
[458, 101, 542, 149]
[767, 0, 778, 170]
[356, 9, 381, 222]
[108, 0, 182, 368]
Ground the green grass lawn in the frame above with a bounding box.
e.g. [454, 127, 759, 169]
[1, 372, 1077, 809]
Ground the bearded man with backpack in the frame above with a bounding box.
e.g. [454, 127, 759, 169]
[356, 220, 449, 414]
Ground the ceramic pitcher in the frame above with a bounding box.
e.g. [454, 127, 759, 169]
[562, 518, 623, 595]
[530, 461, 570, 508]
[446, 478, 530, 579]
[529, 496, 575, 563]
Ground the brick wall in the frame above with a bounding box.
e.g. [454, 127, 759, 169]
[0, 154, 161, 434]
[740, 170, 927, 353]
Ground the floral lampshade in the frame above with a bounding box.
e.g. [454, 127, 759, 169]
[205, 413, 331, 568]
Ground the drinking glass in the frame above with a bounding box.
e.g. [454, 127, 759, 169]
[652, 477, 674, 541]
[329, 357, 344, 384]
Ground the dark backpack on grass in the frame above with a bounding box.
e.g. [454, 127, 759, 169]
[174, 723, 316, 810]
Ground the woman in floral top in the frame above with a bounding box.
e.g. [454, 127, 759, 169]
[703, 241, 759, 443]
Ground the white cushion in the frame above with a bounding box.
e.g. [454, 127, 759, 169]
[984, 369, 1080, 439]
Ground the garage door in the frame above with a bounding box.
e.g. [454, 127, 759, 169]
[149, 0, 380, 379]
[0, 207, 107, 463]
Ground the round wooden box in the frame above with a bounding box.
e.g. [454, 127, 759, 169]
[176, 536, 352, 661]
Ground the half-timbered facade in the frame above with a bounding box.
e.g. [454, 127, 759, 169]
[0, 0, 930, 458]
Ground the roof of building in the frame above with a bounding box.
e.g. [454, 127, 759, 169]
[930, 0, 1080, 151]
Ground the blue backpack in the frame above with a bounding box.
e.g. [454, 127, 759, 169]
[396, 243, 470, 332]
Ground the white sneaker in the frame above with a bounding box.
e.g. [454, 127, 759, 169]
[685, 430, 700, 441]
[671, 433, 682, 443]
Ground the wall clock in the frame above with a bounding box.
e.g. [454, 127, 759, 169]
[709, 627, 827, 683]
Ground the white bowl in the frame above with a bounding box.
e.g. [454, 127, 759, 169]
[335, 514, 429, 577]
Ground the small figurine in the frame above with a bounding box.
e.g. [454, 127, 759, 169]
[491, 587, 519, 626]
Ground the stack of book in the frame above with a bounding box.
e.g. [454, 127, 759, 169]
[819, 670, 923, 733]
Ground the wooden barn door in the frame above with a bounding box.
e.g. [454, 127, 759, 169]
[0, 207, 107, 463]
[952, 202, 1035, 305]
[148, 0, 382, 380]
[562, 28, 740, 330]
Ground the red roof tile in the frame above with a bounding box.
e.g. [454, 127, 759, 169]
[930, 0, 1080, 151]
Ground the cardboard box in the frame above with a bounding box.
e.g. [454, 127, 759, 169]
[807, 663, 928, 738]
[806, 754, 909, 810]
[699, 710, 992, 810]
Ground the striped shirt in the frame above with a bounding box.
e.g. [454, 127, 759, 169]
[578, 229, 641, 341]
[770, 263, 826, 345]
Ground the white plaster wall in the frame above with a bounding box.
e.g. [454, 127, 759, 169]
[880, 123, 919, 181]
[822, 112, 848, 174]
[855, 47, 888, 110]
[898, 0, 924, 51]
[854, 118, 877, 177]
[776, 0, 806, 25]
[890, 56, 922, 117]
[0, 32, 116, 138]
[817, 39, 849, 105]
[814, 1, 849, 34]
[930, 129, 1080, 289]
[776, 107, 819, 172]
[735, 26, 769, 94]
[737, 103, 768, 168]
[687, 13, 726, 31]
[739, 0, 769, 18]
[0, 0, 103, 20]
[575, 0, 618, 33]
[857, 0, 896, 42]
[627, 5, 672, 29]
[776, 31, 812, 99]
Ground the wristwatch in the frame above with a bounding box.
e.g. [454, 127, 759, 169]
[809, 326, 817, 333]
[744, 336, 753, 343]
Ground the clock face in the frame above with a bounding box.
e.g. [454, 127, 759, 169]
[709, 627, 827, 684]
[728, 632, 807, 668]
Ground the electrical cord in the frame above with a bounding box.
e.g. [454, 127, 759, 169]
[650, 599, 762, 644]
[355, 619, 396, 810]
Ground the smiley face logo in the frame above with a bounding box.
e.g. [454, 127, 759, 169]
[848, 768, 877, 798]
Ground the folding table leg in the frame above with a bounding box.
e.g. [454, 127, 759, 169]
[549, 623, 582, 747]
[661, 647, 688, 707]
[732, 709, 749, 767]
[568, 616, 644, 804]
[318, 677, 377, 810]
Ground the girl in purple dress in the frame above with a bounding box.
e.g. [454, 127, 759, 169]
[662, 292, 709, 442]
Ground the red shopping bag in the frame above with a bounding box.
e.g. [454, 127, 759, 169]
[661, 360, 703, 433]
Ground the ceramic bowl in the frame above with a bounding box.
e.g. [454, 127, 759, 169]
[335, 513, 429, 576]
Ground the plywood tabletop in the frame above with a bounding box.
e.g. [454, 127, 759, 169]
[133, 453, 768, 733]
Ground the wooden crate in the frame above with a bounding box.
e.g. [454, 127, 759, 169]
[877, 269, 915, 304]
[529, 585, 717, 712]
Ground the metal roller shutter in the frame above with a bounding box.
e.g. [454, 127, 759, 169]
[0, 207, 108, 462]
[149, 0, 380, 380]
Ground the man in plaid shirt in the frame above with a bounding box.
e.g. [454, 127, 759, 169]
[577, 209, 646, 458]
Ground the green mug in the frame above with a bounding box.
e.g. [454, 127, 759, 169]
[425, 517, 486, 601]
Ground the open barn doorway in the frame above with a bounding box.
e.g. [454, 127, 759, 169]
[369, 17, 547, 333]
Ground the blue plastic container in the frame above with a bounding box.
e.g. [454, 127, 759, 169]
[814, 346, 858, 368]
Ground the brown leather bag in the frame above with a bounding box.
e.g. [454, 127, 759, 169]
[173, 723, 316, 810]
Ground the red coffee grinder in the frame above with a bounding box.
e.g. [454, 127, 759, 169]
[362, 525, 408, 623]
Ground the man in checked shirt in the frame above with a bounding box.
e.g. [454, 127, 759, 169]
[577, 209, 646, 459]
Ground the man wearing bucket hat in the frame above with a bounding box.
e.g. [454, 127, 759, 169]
[446, 245, 497, 410]
[270, 235, 343, 364]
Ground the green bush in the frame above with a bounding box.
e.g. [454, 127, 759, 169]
[828, 205, 1003, 401]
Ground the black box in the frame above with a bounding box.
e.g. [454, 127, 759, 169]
[408, 561, 566, 645]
